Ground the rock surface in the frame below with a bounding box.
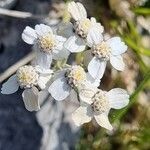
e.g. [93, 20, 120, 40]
[0, 0, 79, 150]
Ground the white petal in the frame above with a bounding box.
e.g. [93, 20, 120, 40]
[72, 105, 92, 126]
[35, 24, 53, 36]
[64, 35, 86, 53]
[76, 2, 87, 19]
[91, 17, 104, 32]
[107, 88, 129, 109]
[94, 113, 113, 130]
[110, 55, 125, 71]
[1, 75, 19, 94]
[87, 28, 103, 47]
[48, 77, 71, 101]
[68, 2, 87, 21]
[35, 50, 52, 69]
[86, 73, 101, 87]
[57, 22, 74, 38]
[52, 35, 68, 59]
[22, 26, 37, 44]
[55, 35, 66, 42]
[22, 87, 40, 111]
[88, 57, 106, 79]
[54, 41, 64, 52]
[90, 17, 97, 24]
[79, 87, 97, 104]
[106, 37, 127, 55]
[37, 78, 46, 90]
[38, 75, 51, 90]
[53, 48, 70, 60]
[35, 66, 53, 75]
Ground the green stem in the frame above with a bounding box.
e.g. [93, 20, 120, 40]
[135, 53, 148, 74]
[133, 8, 150, 15]
[124, 37, 150, 56]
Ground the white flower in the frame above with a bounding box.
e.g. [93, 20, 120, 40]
[1, 65, 53, 111]
[16, 65, 39, 89]
[64, 2, 104, 53]
[48, 65, 100, 101]
[22, 24, 69, 69]
[72, 88, 129, 130]
[87, 29, 127, 79]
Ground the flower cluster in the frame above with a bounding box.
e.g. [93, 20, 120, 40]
[1, 1, 129, 130]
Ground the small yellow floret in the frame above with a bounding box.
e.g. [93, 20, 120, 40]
[91, 90, 109, 114]
[93, 41, 111, 60]
[17, 66, 39, 88]
[75, 18, 92, 38]
[38, 34, 56, 52]
[80, 19, 92, 32]
[68, 66, 86, 87]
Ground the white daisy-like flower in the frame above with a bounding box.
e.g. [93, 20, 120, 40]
[64, 1, 104, 53]
[48, 65, 100, 101]
[1, 65, 53, 111]
[87, 29, 128, 79]
[22, 24, 69, 69]
[72, 88, 129, 130]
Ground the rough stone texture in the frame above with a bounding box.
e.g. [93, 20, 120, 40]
[0, 91, 43, 150]
[0, 0, 48, 149]
[0, 0, 79, 150]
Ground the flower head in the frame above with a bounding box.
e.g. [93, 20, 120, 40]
[17, 65, 39, 88]
[1, 65, 53, 112]
[37, 33, 57, 53]
[92, 41, 111, 61]
[48, 65, 100, 101]
[91, 90, 109, 114]
[1, 1, 130, 125]
[48, 65, 86, 101]
[64, 2, 104, 53]
[75, 18, 92, 38]
[22, 24, 58, 53]
[72, 88, 129, 130]
[22, 24, 69, 69]
[87, 29, 127, 79]
[66, 65, 86, 87]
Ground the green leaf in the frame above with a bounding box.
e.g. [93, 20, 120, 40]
[133, 7, 150, 15]
[124, 37, 150, 56]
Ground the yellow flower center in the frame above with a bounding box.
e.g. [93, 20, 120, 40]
[93, 41, 111, 60]
[38, 34, 56, 53]
[80, 19, 92, 32]
[67, 66, 86, 87]
[91, 90, 109, 114]
[17, 66, 39, 88]
[75, 19, 92, 38]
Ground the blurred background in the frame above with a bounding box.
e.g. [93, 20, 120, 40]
[0, 0, 150, 150]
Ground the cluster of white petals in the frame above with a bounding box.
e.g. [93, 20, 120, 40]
[1, 1, 130, 130]
[87, 29, 127, 79]
[1, 65, 53, 111]
[73, 88, 129, 130]
[64, 1, 104, 53]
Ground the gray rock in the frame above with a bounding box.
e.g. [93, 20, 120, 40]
[0, 0, 80, 150]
